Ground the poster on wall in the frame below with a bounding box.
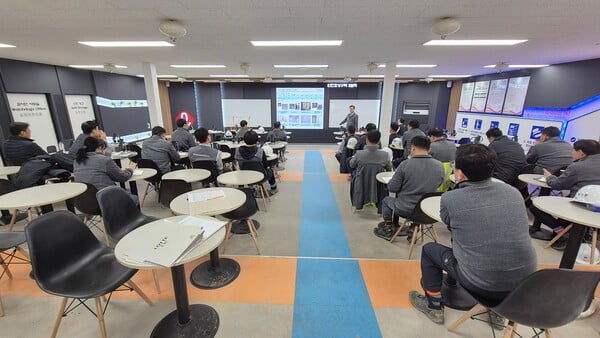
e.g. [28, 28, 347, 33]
[6, 93, 58, 150]
[65, 95, 95, 137]
[276, 88, 324, 129]
[502, 76, 530, 116]
[470, 81, 490, 112]
[458, 82, 475, 111]
[485, 79, 508, 113]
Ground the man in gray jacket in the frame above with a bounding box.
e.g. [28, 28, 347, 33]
[486, 128, 526, 185]
[427, 128, 456, 163]
[339, 105, 358, 130]
[188, 128, 224, 172]
[402, 120, 426, 159]
[171, 118, 196, 151]
[374, 136, 445, 240]
[526, 126, 572, 174]
[409, 144, 537, 325]
[141, 126, 180, 174]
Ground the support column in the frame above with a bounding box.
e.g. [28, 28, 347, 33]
[142, 62, 164, 128]
[379, 62, 396, 147]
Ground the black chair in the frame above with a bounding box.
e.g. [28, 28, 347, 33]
[219, 144, 236, 169]
[239, 161, 271, 211]
[73, 183, 107, 244]
[136, 158, 163, 207]
[0, 232, 30, 316]
[458, 137, 472, 145]
[0, 179, 31, 231]
[448, 269, 600, 337]
[192, 160, 219, 187]
[62, 138, 74, 153]
[125, 143, 142, 163]
[158, 179, 191, 208]
[389, 191, 444, 259]
[25, 211, 153, 337]
[221, 188, 261, 254]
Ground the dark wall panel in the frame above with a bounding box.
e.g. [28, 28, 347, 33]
[56, 67, 96, 94]
[196, 83, 223, 130]
[396, 82, 452, 131]
[0, 59, 61, 94]
[168, 82, 196, 130]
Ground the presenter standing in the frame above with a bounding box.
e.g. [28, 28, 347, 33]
[340, 105, 359, 129]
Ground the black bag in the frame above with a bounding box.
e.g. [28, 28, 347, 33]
[15, 157, 52, 188]
[50, 152, 74, 172]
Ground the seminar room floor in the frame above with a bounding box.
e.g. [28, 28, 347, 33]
[1, 144, 599, 338]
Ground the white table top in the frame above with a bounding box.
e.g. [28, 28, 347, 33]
[268, 141, 288, 150]
[216, 141, 243, 149]
[114, 215, 226, 269]
[170, 187, 246, 216]
[376, 171, 394, 184]
[127, 168, 158, 182]
[518, 174, 551, 189]
[256, 131, 268, 135]
[532, 196, 600, 229]
[333, 131, 344, 136]
[217, 170, 264, 186]
[178, 151, 188, 159]
[449, 175, 504, 184]
[162, 169, 211, 183]
[266, 154, 278, 161]
[110, 151, 138, 159]
[221, 152, 231, 160]
[0, 166, 20, 176]
[420, 196, 443, 223]
[209, 130, 224, 134]
[0, 182, 87, 209]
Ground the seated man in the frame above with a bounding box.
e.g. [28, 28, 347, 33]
[337, 124, 359, 173]
[236, 120, 250, 142]
[141, 126, 180, 174]
[350, 130, 393, 172]
[486, 128, 526, 185]
[427, 127, 456, 163]
[397, 118, 407, 137]
[235, 130, 278, 195]
[409, 144, 537, 325]
[170, 118, 196, 151]
[526, 126, 572, 174]
[402, 120, 426, 160]
[529, 139, 600, 246]
[374, 136, 445, 240]
[69, 120, 110, 156]
[188, 127, 225, 173]
[3, 122, 47, 165]
[267, 121, 287, 142]
[388, 121, 400, 145]
[355, 123, 378, 152]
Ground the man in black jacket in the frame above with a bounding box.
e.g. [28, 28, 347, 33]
[486, 128, 526, 185]
[3, 122, 47, 166]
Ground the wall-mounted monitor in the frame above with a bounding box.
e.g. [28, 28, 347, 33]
[276, 88, 324, 129]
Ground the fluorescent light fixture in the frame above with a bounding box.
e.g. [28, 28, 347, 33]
[424, 40, 527, 46]
[274, 64, 328, 68]
[0, 43, 16, 48]
[483, 65, 497, 68]
[509, 64, 549, 68]
[137, 74, 177, 78]
[378, 64, 437, 68]
[209, 74, 249, 78]
[170, 64, 227, 68]
[428, 75, 471, 78]
[78, 41, 174, 47]
[250, 40, 342, 47]
[358, 75, 402, 78]
[69, 64, 127, 69]
[283, 75, 323, 78]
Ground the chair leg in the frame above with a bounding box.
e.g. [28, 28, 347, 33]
[248, 219, 261, 255]
[258, 185, 268, 211]
[27, 208, 33, 221]
[0, 292, 4, 317]
[141, 183, 151, 207]
[152, 270, 161, 294]
[95, 297, 108, 338]
[408, 225, 420, 259]
[222, 221, 233, 254]
[51, 297, 68, 338]
[544, 224, 572, 249]
[16, 246, 30, 260]
[99, 219, 110, 246]
[390, 220, 409, 243]
[125, 280, 154, 307]
[431, 226, 440, 243]
[8, 210, 17, 231]
[544, 329, 553, 338]
[0, 258, 13, 279]
[590, 229, 597, 264]
[447, 304, 487, 332]
[503, 321, 517, 338]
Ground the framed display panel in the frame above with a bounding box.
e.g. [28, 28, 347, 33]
[6, 93, 58, 150]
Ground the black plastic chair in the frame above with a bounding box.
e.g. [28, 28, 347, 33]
[25, 211, 152, 338]
[458, 137, 472, 145]
[218, 143, 236, 169]
[73, 183, 108, 244]
[159, 179, 191, 208]
[221, 188, 261, 254]
[136, 158, 163, 207]
[192, 160, 219, 187]
[126, 143, 142, 163]
[239, 161, 270, 211]
[62, 139, 74, 153]
[389, 191, 444, 259]
[448, 269, 600, 337]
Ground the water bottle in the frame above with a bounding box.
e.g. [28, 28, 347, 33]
[58, 141, 64, 152]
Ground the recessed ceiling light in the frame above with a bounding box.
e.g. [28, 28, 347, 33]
[428, 75, 471, 78]
[0, 43, 16, 48]
[69, 64, 127, 69]
[358, 75, 402, 78]
[424, 40, 527, 46]
[78, 41, 174, 47]
[274, 65, 329, 68]
[283, 75, 323, 78]
[250, 40, 343, 47]
[378, 64, 438, 68]
[170, 65, 227, 68]
[484, 64, 548, 68]
[209, 74, 249, 78]
[137, 74, 177, 78]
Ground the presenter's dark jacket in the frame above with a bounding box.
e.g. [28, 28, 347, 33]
[340, 112, 358, 129]
[488, 135, 526, 185]
[2, 135, 47, 165]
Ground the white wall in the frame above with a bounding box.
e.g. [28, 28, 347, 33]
[221, 99, 272, 127]
[328, 99, 380, 128]
[563, 110, 600, 143]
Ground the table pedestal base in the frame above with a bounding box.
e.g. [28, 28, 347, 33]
[231, 219, 261, 234]
[191, 254, 240, 289]
[150, 304, 219, 338]
[441, 276, 477, 311]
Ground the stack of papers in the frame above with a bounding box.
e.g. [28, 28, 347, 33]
[188, 190, 232, 215]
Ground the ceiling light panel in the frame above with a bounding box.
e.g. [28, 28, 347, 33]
[209, 74, 249, 78]
[283, 75, 323, 78]
[170, 65, 227, 68]
[379, 64, 437, 68]
[428, 75, 471, 78]
[250, 40, 342, 46]
[424, 40, 527, 46]
[274, 65, 329, 68]
[0, 43, 16, 48]
[78, 41, 174, 47]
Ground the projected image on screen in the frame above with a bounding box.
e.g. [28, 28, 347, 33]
[96, 96, 152, 142]
[276, 88, 324, 129]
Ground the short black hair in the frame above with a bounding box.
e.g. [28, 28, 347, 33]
[176, 118, 187, 128]
[81, 120, 98, 135]
[485, 128, 503, 139]
[399, 118, 405, 123]
[194, 128, 209, 143]
[152, 126, 166, 136]
[573, 139, 600, 156]
[367, 130, 381, 144]
[454, 144, 497, 181]
[542, 126, 561, 138]
[408, 120, 420, 129]
[349, 105, 355, 109]
[273, 121, 281, 129]
[240, 120, 248, 127]
[243, 130, 259, 145]
[427, 127, 444, 138]
[9, 122, 29, 136]
[411, 135, 431, 150]
[390, 121, 399, 132]
[347, 124, 356, 134]
[365, 123, 377, 132]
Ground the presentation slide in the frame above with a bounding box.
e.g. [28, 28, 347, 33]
[276, 88, 324, 129]
[458, 82, 475, 111]
[328, 99, 381, 129]
[470, 81, 490, 112]
[221, 99, 271, 128]
[485, 79, 508, 113]
[96, 96, 151, 142]
[502, 76, 530, 116]
[65, 95, 96, 137]
[6, 93, 58, 150]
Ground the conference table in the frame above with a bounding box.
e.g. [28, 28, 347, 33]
[217, 170, 267, 216]
[268, 141, 288, 162]
[0, 166, 20, 176]
[518, 174, 551, 189]
[376, 171, 394, 184]
[126, 168, 157, 196]
[115, 215, 225, 337]
[162, 168, 211, 184]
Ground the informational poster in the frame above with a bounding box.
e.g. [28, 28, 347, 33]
[458, 82, 475, 111]
[276, 88, 324, 129]
[485, 79, 508, 113]
[470, 81, 490, 112]
[6, 93, 58, 150]
[65, 95, 95, 137]
[502, 76, 530, 116]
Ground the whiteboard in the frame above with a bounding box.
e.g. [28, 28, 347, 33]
[221, 99, 271, 128]
[65, 95, 96, 137]
[328, 99, 380, 129]
[6, 93, 58, 150]
[563, 110, 600, 143]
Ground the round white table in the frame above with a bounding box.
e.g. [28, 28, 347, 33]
[170, 187, 246, 216]
[333, 131, 344, 136]
[217, 170, 264, 186]
[0, 166, 20, 176]
[126, 168, 158, 200]
[216, 141, 243, 149]
[178, 152, 189, 159]
[162, 169, 210, 184]
[420, 196, 442, 223]
[110, 151, 138, 160]
[115, 215, 225, 337]
[518, 174, 551, 189]
[221, 152, 231, 160]
[376, 171, 394, 184]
